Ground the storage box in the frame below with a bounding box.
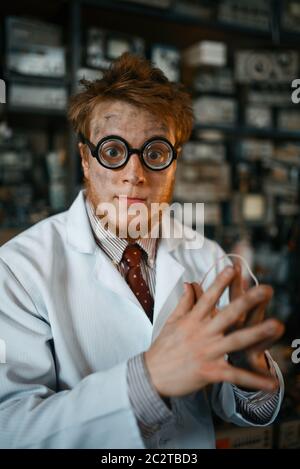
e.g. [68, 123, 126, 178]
[183, 41, 227, 67]
[9, 84, 67, 110]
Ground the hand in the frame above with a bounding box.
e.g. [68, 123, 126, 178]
[144, 266, 284, 399]
[228, 261, 276, 377]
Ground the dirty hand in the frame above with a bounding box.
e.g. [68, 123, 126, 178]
[144, 266, 284, 398]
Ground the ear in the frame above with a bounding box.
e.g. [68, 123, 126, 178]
[78, 142, 90, 179]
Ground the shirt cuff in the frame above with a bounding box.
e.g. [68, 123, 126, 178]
[231, 352, 281, 424]
[126, 352, 173, 438]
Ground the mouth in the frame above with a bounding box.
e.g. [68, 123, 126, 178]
[115, 196, 146, 205]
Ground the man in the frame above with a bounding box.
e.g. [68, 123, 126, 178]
[0, 53, 284, 449]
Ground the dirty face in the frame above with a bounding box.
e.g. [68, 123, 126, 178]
[79, 100, 178, 239]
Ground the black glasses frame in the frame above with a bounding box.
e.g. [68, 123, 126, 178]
[78, 133, 178, 171]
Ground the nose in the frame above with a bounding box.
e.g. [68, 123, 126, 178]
[122, 152, 146, 185]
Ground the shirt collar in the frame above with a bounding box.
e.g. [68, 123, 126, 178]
[84, 192, 157, 268]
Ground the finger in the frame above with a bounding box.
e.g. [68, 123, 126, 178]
[242, 321, 285, 356]
[245, 351, 274, 375]
[166, 282, 195, 323]
[192, 281, 219, 319]
[230, 324, 284, 375]
[213, 319, 284, 356]
[229, 259, 244, 302]
[208, 285, 274, 335]
[191, 266, 236, 321]
[191, 282, 203, 302]
[244, 286, 273, 328]
[229, 261, 245, 328]
[219, 363, 279, 392]
[229, 350, 272, 376]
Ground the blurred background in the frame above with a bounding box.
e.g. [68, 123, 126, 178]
[0, 0, 299, 448]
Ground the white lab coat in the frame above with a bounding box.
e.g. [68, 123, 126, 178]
[0, 190, 284, 449]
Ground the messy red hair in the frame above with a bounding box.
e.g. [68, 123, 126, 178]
[68, 52, 194, 148]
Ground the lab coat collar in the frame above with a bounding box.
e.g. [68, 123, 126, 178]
[66, 190, 98, 254]
[152, 216, 204, 325]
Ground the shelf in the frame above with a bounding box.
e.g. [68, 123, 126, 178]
[4, 73, 70, 88]
[80, 0, 272, 40]
[194, 124, 300, 140]
[6, 106, 67, 117]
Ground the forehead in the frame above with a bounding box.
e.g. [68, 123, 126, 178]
[89, 100, 174, 142]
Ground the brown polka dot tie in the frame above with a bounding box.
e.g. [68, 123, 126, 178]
[121, 244, 154, 323]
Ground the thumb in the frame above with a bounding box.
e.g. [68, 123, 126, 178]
[166, 282, 195, 323]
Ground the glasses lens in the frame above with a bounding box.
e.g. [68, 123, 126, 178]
[99, 139, 127, 168]
[143, 140, 173, 169]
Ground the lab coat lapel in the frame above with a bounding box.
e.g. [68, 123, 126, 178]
[151, 213, 202, 337]
[66, 190, 143, 310]
[152, 238, 185, 328]
[93, 248, 143, 310]
[66, 190, 96, 254]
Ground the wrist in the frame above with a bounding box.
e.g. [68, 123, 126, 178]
[143, 350, 165, 398]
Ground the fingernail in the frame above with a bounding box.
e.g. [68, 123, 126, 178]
[183, 283, 188, 293]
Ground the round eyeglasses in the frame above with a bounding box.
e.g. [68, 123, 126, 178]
[79, 133, 178, 171]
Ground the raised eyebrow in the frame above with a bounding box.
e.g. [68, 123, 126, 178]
[92, 133, 173, 149]
[93, 134, 125, 143]
[142, 134, 172, 143]
[101, 134, 170, 144]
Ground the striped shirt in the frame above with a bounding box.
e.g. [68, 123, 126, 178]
[84, 194, 280, 440]
[232, 351, 280, 424]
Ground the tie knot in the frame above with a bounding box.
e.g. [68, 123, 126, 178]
[122, 244, 143, 268]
